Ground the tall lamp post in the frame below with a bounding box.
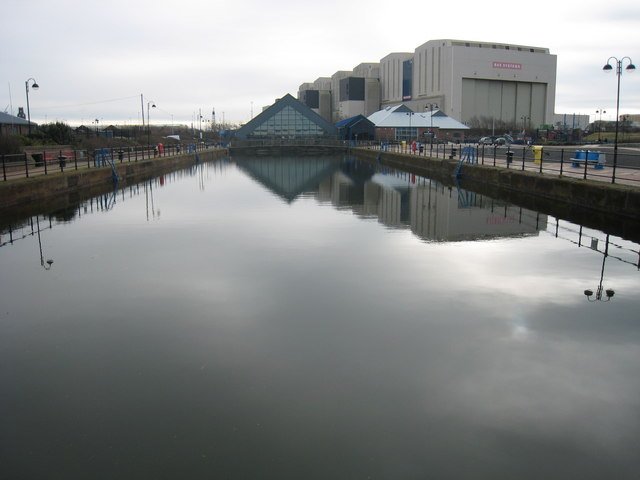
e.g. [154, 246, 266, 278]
[147, 100, 156, 146]
[595, 109, 606, 142]
[602, 56, 635, 184]
[25, 77, 39, 135]
[520, 115, 530, 136]
[405, 111, 415, 145]
[426, 103, 438, 146]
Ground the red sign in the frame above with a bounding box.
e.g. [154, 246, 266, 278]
[492, 61, 522, 70]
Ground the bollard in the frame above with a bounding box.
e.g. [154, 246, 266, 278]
[58, 154, 67, 172]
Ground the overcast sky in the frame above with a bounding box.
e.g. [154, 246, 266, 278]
[2, 0, 639, 127]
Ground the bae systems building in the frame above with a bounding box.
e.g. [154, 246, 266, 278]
[298, 39, 557, 130]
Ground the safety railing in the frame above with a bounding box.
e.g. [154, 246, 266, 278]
[364, 142, 640, 186]
[1, 143, 216, 181]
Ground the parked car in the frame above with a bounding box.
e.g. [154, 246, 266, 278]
[493, 134, 514, 146]
[478, 136, 496, 145]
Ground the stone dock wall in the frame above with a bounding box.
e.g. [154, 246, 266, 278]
[0, 150, 225, 223]
[355, 149, 640, 241]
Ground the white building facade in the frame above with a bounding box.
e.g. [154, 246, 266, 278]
[298, 38, 557, 128]
[408, 40, 556, 129]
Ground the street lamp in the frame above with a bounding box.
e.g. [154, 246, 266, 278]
[595, 109, 606, 142]
[25, 77, 39, 135]
[602, 56, 636, 184]
[426, 103, 438, 147]
[147, 100, 156, 145]
[405, 111, 415, 145]
[520, 115, 530, 135]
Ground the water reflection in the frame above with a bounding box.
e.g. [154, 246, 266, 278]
[1, 155, 639, 479]
[35, 216, 54, 270]
[236, 156, 548, 242]
[584, 234, 616, 302]
[2, 156, 638, 283]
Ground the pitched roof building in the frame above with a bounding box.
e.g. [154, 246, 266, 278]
[234, 94, 337, 140]
[0, 111, 34, 136]
[368, 104, 469, 142]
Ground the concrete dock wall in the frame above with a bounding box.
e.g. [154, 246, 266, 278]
[0, 150, 226, 222]
[355, 149, 640, 241]
[355, 149, 639, 219]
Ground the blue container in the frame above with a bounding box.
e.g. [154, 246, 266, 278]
[574, 150, 586, 160]
[586, 151, 599, 161]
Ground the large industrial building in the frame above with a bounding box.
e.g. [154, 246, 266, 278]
[298, 39, 557, 130]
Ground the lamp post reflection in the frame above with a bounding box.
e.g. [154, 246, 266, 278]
[584, 234, 615, 302]
[35, 216, 54, 270]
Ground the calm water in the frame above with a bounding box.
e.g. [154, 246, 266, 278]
[1, 156, 639, 479]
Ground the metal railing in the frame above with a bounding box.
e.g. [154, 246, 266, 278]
[364, 142, 640, 186]
[1, 143, 216, 181]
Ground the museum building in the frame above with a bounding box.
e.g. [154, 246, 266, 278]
[298, 39, 557, 130]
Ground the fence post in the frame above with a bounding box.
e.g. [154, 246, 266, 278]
[24, 152, 29, 178]
[521, 146, 526, 171]
[43, 150, 48, 175]
[74, 150, 78, 170]
[559, 149, 564, 176]
[2, 154, 6, 181]
[539, 147, 544, 174]
[583, 149, 589, 180]
[493, 146, 497, 166]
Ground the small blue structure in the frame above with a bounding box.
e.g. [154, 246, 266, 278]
[454, 146, 478, 178]
[571, 150, 605, 169]
[93, 148, 119, 184]
[335, 115, 376, 142]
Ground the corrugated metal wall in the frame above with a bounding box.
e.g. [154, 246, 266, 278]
[461, 78, 547, 127]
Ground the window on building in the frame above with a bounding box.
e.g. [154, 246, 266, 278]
[395, 127, 418, 142]
[249, 106, 326, 138]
